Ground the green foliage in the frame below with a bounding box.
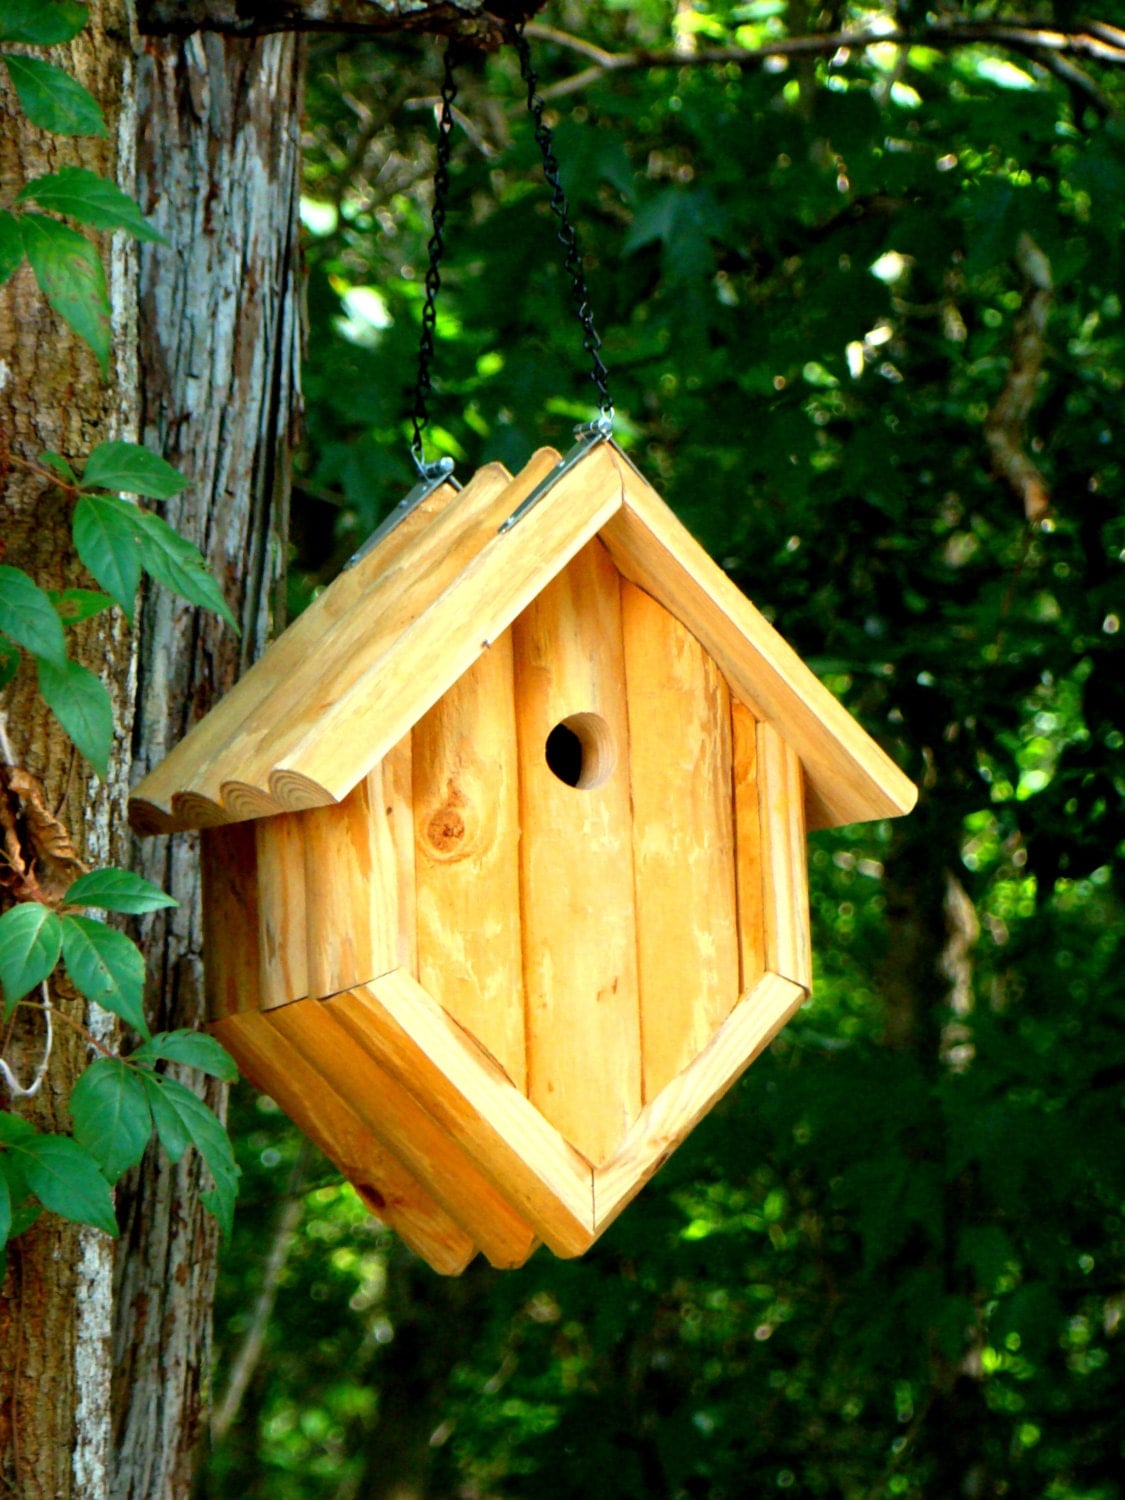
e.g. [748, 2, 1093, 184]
[19, 165, 167, 243]
[69, 1059, 154, 1184]
[81, 438, 190, 498]
[19, 211, 110, 371]
[64, 869, 179, 914]
[0, 562, 67, 667]
[36, 655, 113, 776]
[1, 52, 105, 136]
[0, 0, 89, 47]
[0, 903, 63, 1016]
[59, 915, 149, 1037]
[202, 5, 1125, 1497]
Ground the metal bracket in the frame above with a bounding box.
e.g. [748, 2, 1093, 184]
[498, 415, 614, 535]
[344, 458, 460, 571]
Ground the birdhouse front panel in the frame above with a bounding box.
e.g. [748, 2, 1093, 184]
[134, 441, 915, 1275]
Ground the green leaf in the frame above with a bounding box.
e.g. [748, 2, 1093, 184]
[134, 1030, 238, 1082]
[0, 563, 67, 668]
[0, 1165, 10, 1251]
[82, 440, 188, 499]
[0, 903, 63, 1018]
[59, 915, 149, 1038]
[64, 869, 177, 915]
[0, 210, 23, 286]
[20, 212, 109, 371]
[36, 657, 113, 779]
[140, 1073, 191, 1164]
[2, 54, 105, 136]
[49, 588, 114, 626]
[18, 166, 165, 244]
[0, 1, 89, 45]
[73, 494, 141, 617]
[20, 1134, 117, 1235]
[69, 1060, 153, 1184]
[0, 1112, 35, 1145]
[40, 450, 78, 484]
[0, 640, 19, 693]
[158, 1077, 239, 1238]
[133, 510, 238, 631]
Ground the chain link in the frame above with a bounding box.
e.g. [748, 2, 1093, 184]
[510, 20, 613, 426]
[410, 41, 459, 477]
[408, 26, 614, 472]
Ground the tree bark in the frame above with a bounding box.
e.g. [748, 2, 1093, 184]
[110, 31, 303, 1498]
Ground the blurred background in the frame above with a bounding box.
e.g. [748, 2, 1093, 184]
[197, 3, 1125, 1495]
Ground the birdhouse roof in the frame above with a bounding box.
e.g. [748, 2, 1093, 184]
[129, 441, 916, 836]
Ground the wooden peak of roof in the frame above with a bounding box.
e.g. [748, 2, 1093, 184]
[129, 442, 916, 838]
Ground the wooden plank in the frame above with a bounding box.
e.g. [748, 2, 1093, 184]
[302, 767, 398, 1000]
[200, 822, 260, 1020]
[128, 476, 467, 834]
[758, 720, 812, 991]
[621, 581, 740, 1101]
[383, 733, 418, 976]
[331, 974, 595, 1257]
[413, 631, 525, 1088]
[255, 813, 309, 1009]
[271, 993, 539, 1270]
[513, 538, 641, 1165]
[211, 1009, 477, 1276]
[269, 441, 625, 810]
[599, 455, 917, 831]
[731, 699, 766, 995]
[593, 971, 807, 1232]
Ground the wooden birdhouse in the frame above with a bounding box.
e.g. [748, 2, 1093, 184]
[129, 439, 916, 1275]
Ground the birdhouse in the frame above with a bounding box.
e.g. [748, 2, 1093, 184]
[129, 439, 916, 1275]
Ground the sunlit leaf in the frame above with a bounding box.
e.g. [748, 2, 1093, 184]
[59, 915, 149, 1038]
[2, 53, 105, 136]
[0, 903, 63, 1018]
[19, 166, 165, 244]
[133, 1030, 238, 1082]
[64, 869, 177, 915]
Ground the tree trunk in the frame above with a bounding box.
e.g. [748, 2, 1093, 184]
[110, 32, 304, 1498]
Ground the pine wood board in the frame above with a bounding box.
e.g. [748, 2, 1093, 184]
[757, 721, 812, 991]
[210, 1009, 477, 1275]
[413, 632, 526, 1090]
[330, 973, 598, 1257]
[621, 580, 740, 1101]
[200, 822, 260, 1020]
[514, 539, 641, 1164]
[269, 441, 627, 811]
[731, 700, 767, 995]
[255, 813, 309, 1010]
[383, 734, 418, 977]
[599, 453, 917, 832]
[128, 475, 467, 835]
[593, 970, 807, 1232]
[303, 767, 400, 1000]
[270, 995, 539, 1269]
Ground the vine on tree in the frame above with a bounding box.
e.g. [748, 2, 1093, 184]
[0, 0, 241, 1270]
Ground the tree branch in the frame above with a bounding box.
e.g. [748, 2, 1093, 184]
[137, 0, 546, 44]
[522, 16, 1125, 102]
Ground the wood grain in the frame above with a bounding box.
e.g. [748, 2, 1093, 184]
[270, 442, 625, 810]
[211, 1009, 477, 1276]
[255, 812, 309, 1009]
[622, 580, 740, 1100]
[200, 821, 260, 1019]
[271, 995, 539, 1270]
[600, 453, 917, 831]
[413, 631, 526, 1088]
[128, 475, 466, 832]
[593, 971, 807, 1232]
[731, 699, 766, 994]
[514, 539, 641, 1164]
[383, 733, 418, 976]
[332, 974, 596, 1256]
[757, 720, 812, 990]
[302, 766, 399, 1000]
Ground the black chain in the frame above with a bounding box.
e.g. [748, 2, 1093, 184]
[410, 40, 459, 477]
[409, 26, 613, 474]
[510, 20, 613, 426]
